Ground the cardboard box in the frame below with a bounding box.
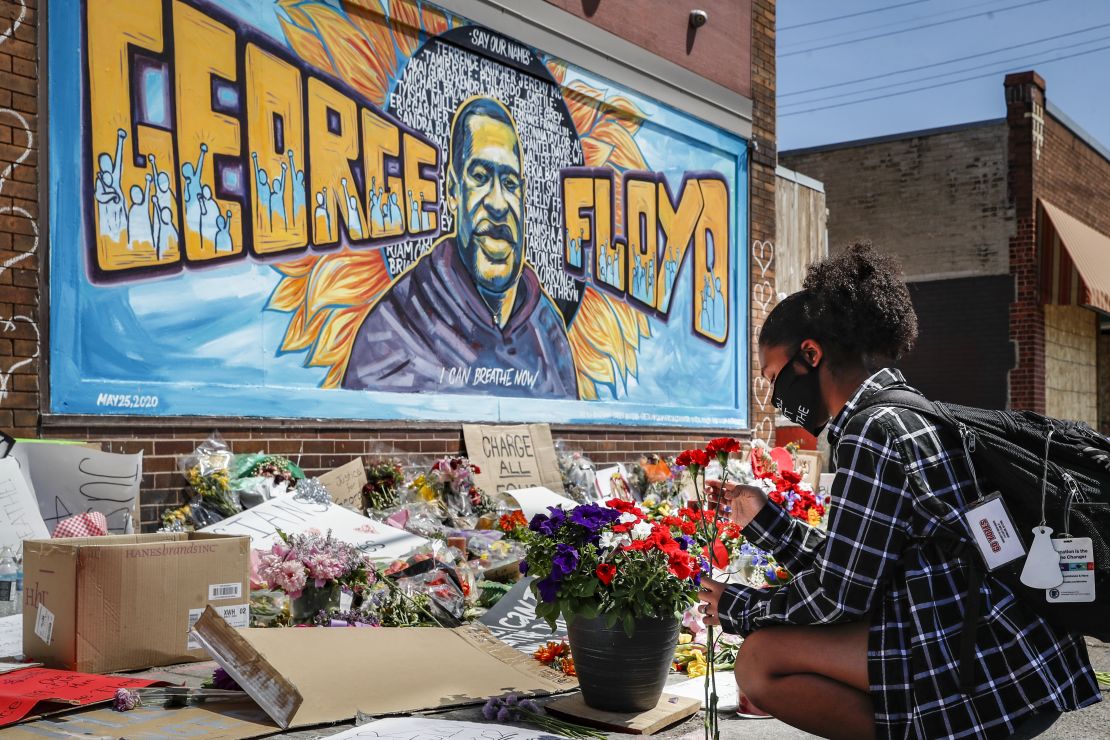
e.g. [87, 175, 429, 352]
[23, 533, 250, 674]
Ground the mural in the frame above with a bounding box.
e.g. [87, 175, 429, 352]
[49, 0, 749, 427]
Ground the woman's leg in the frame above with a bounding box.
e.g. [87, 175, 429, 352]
[734, 621, 875, 740]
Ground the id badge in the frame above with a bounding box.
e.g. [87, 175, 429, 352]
[961, 493, 1026, 570]
[1047, 537, 1096, 603]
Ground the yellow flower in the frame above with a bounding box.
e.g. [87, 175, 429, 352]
[687, 652, 708, 678]
[807, 509, 822, 527]
[678, 633, 693, 645]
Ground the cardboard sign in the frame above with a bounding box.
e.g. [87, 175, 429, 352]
[0, 459, 50, 555]
[793, 450, 824, 491]
[0, 667, 160, 727]
[191, 608, 576, 729]
[200, 496, 426, 561]
[318, 458, 368, 510]
[480, 577, 567, 654]
[505, 487, 578, 521]
[9, 443, 141, 534]
[462, 424, 564, 495]
[330, 718, 558, 740]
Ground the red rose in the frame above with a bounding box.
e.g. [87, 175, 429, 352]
[706, 437, 741, 456]
[596, 563, 616, 586]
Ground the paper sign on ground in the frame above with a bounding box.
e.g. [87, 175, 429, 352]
[9, 443, 141, 534]
[463, 424, 564, 495]
[505, 487, 578, 521]
[667, 672, 740, 711]
[318, 458, 367, 510]
[0, 614, 22, 660]
[480, 577, 567, 654]
[0, 667, 160, 727]
[0, 459, 49, 556]
[328, 717, 557, 740]
[192, 608, 575, 729]
[200, 496, 426, 561]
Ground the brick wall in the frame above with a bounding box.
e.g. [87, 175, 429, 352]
[0, 0, 38, 438]
[542, 0, 753, 98]
[4, 0, 775, 531]
[1100, 331, 1110, 435]
[1039, 113, 1110, 237]
[780, 121, 1012, 279]
[1043, 305, 1098, 428]
[1005, 72, 1046, 414]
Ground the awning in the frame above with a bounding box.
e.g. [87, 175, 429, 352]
[1039, 199, 1110, 316]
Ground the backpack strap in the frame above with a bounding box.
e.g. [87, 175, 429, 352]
[845, 386, 983, 693]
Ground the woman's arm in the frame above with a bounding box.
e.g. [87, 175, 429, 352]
[713, 413, 911, 635]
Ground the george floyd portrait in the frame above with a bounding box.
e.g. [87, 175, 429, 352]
[341, 97, 579, 398]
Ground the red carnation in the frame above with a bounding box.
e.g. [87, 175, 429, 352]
[675, 451, 693, 467]
[689, 449, 710, 467]
[596, 563, 616, 586]
[706, 437, 741, 456]
[769, 489, 785, 505]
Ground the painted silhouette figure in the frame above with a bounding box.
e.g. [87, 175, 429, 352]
[314, 188, 331, 240]
[127, 175, 154, 247]
[271, 162, 288, 229]
[94, 128, 128, 239]
[156, 206, 178, 258]
[251, 152, 272, 229]
[182, 143, 207, 233]
[712, 276, 725, 336]
[199, 184, 219, 247]
[388, 191, 402, 227]
[341, 178, 362, 239]
[369, 177, 384, 235]
[287, 150, 305, 227]
[215, 209, 234, 252]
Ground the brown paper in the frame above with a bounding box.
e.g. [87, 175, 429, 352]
[2, 700, 277, 740]
[23, 533, 250, 674]
[318, 457, 368, 510]
[193, 608, 576, 729]
[462, 424, 564, 495]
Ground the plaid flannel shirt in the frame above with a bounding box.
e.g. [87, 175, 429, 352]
[718, 368, 1101, 739]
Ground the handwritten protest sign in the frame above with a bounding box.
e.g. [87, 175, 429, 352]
[480, 577, 567, 654]
[9, 444, 141, 534]
[0, 667, 160, 727]
[0, 460, 49, 555]
[462, 424, 563, 495]
[200, 496, 426, 561]
[318, 458, 367, 510]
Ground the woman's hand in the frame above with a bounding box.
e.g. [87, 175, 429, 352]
[705, 481, 768, 529]
[697, 577, 727, 627]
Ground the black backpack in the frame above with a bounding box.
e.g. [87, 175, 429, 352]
[853, 390, 1110, 689]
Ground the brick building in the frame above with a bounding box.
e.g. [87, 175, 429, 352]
[782, 71, 1110, 434]
[0, 0, 780, 529]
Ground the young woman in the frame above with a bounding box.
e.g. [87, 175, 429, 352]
[698, 244, 1101, 740]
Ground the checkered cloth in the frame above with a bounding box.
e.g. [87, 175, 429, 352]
[52, 512, 109, 538]
[717, 368, 1102, 739]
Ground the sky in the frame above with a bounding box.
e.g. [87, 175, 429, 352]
[776, 0, 1110, 152]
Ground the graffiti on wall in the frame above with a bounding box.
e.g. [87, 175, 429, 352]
[50, 0, 749, 426]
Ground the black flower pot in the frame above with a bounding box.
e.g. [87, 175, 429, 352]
[567, 614, 680, 712]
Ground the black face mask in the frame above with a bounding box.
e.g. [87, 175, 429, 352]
[772, 350, 829, 437]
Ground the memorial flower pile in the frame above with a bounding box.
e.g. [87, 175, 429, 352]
[362, 460, 405, 512]
[428, 456, 494, 516]
[521, 500, 703, 634]
[257, 530, 373, 600]
[750, 441, 827, 526]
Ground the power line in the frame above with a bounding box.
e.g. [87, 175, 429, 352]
[780, 0, 1054, 58]
[779, 0, 1023, 51]
[779, 41, 1110, 117]
[779, 33, 1110, 109]
[779, 0, 934, 32]
[780, 22, 1110, 98]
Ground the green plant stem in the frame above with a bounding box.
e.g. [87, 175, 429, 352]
[694, 463, 725, 740]
[521, 710, 607, 740]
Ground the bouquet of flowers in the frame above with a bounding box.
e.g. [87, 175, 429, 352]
[257, 530, 373, 601]
[426, 456, 493, 517]
[521, 500, 702, 635]
[631, 454, 685, 507]
[556, 448, 599, 503]
[496, 509, 529, 540]
[362, 461, 405, 513]
[750, 441, 827, 526]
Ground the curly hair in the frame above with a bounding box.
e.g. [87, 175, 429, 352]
[759, 242, 918, 367]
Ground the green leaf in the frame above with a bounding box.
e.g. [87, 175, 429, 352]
[622, 612, 635, 638]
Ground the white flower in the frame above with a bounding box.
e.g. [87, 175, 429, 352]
[599, 531, 631, 549]
[618, 512, 638, 524]
[631, 521, 654, 540]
